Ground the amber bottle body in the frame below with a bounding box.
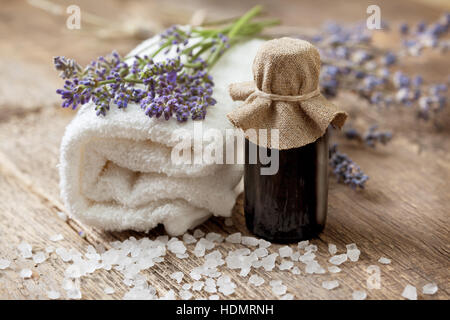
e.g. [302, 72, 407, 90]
[244, 131, 329, 243]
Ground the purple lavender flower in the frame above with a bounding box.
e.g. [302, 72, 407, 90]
[329, 144, 368, 189]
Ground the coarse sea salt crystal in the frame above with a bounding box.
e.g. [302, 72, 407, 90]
[198, 238, 215, 250]
[258, 239, 271, 249]
[305, 244, 318, 252]
[224, 218, 233, 227]
[104, 286, 115, 295]
[0, 258, 11, 270]
[192, 281, 204, 291]
[241, 236, 259, 247]
[249, 275, 264, 286]
[179, 290, 193, 300]
[352, 290, 367, 300]
[279, 260, 294, 271]
[206, 232, 224, 243]
[269, 280, 282, 287]
[182, 283, 192, 290]
[50, 234, 64, 242]
[422, 283, 438, 295]
[279, 246, 293, 258]
[291, 266, 301, 275]
[160, 289, 176, 300]
[209, 294, 220, 300]
[261, 253, 278, 271]
[225, 232, 242, 244]
[280, 293, 294, 300]
[193, 229, 205, 238]
[402, 285, 417, 300]
[272, 284, 287, 296]
[20, 268, 32, 279]
[182, 233, 197, 244]
[170, 271, 184, 284]
[346, 243, 358, 251]
[290, 251, 300, 261]
[297, 240, 309, 249]
[254, 247, 268, 258]
[378, 257, 391, 264]
[32, 252, 47, 264]
[322, 280, 339, 290]
[328, 266, 341, 273]
[299, 251, 315, 263]
[347, 249, 361, 262]
[328, 244, 337, 255]
[18, 242, 32, 259]
[305, 261, 325, 274]
[168, 240, 186, 255]
[66, 288, 82, 299]
[329, 254, 347, 265]
[47, 290, 60, 300]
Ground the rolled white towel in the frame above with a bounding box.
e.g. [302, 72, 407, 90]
[59, 36, 265, 235]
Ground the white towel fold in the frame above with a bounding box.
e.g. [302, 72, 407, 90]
[59, 36, 265, 235]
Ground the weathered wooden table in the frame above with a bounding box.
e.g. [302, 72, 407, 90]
[0, 0, 448, 299]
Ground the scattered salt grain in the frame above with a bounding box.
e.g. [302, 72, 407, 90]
[272, 284, 287, 296]
[176, 253, 189, 259]
[156, 235, 169, 244]
[56, 211, 68, 221]
[328, 266, 341, 273]
[206, 232, 224, 243]
[305, 244, 318, 252]
[182, 233, 197, 244]
[278, 260, 294, 271]
[104, 286, 115, 295]
[170, 271, 184, 284]
[45, 246, 55, 253]
[55, 247, 72, 262]
[193, 229, 205, 238]
[62, 278, 74, 290]
[179, 290, 193, 300]
[224, 218, 233, 227]
[290, 251, 300, 261]
[305, 261, 325, 274]
[18, 242, 32, 259]
[0, 259, 11, 270]
[198, 238, 215, 250]
[291, 266, 301, 275]
[299, 251, 316, 263]
[167, 240, 186, 255]
[279, 246, 293, 258]
[209, 295, 220, 300]
[182, 283, 192, 290]
[402, 284, 417, 300]
[378, 257, 391, 265]
[192, 281, 204, 291]
[65, 265, 82, 278]
[269, 280, 282, 287]
[347, 249, 361, 262]
[280, 293, 294, 300]
[20, 268, 32, 279]
[322, 280, 339, 290]
[32, 252, 47, 264]
[422, 283, 438, 295]
[346, 243, 358, 251]
[261, 253, 278, 271]
[329, 254, 347, 265]
[50, 234, 64, 242]
[249, 275, 264, 286]
[254, 247, 268, 258]
[258, 239, 271, 249]
[352, 290, 367, 300]
[47, 290, 60, 299]
[160, 289, 176, 300]
[297, 240, 309, 249]
[66, 288, 82, 299]
[241, 236, 259, 247]
[225, 232, 241, 244]
[328, 243, 337, 255]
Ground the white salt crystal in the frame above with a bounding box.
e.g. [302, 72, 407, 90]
[56, 211, 68, 221]
[55, 247, 72, 262]
[297, 240, 309, 249]
[192, 281, 204, 291]
[198, 238, 215, 250]
[179, 290, 193, 300]
[193, 229, 205, 238]
[258, 239, 271, 249]
[261, 253, 278, 271]
[241, 236, 259, 247]
[190, 270, 201, 281]
[65, 265, 82, 278]
[182, 283, 192, 290]
[32, 252, 46, 264]
[104, 286, 115, 295]
[278, 260, 294, 271]
[176, 253, 189, 259]
[0, 258, 11, 270]
[305, 244, 318, 252]
[20, 268, 32, 279]
[352, 290, 367, 300]
[328, 266, 341, 273]
[45, 246, 55, 253]
[156, 235, 169, 243]
[240, 268, 250, 277]
[378, 257, 391, 264]
[50, 234, 64, 242]
[224, 218, 233, 227]
[66, 288, 82, 299]
[47, 290, 60, 300]
[170, 271, 184, 284]
[205, 232, 223, 243]
[299, 251, 316, 263]
[219, 284, 235, 296]
[329, 253, 347, 265]
[279, 246, 293, 258]
[167, 240, 186, 255]
[160, 289, 176, 300]
[291, 266, 301, 275]
[272, 284, 287, 296]
[209, 295, 220, 300]
[249, 275, 264, 286]
[225, 232, 242, 244]
[18, 242, 32, 259]
[280, 293, 294, 300]
[402, 284, 417, 300]
[322, 280, 339, 290]
[347, 249, 361, 262]
[254, 247, 268, 258]
[62, 278, 74, 290]
[328, 243, 337, 255]
[346, 243, 358, 251]
[290, 251, 300, 261]
[305, 261, 325, 274]
[182, 233, 197, 244]
[422, 283, 438, 295]
[269, 280, 282, 287]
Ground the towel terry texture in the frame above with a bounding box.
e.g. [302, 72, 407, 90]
[59, 36, 265, 235]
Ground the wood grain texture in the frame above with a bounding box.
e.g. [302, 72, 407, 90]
[0, 0, 448, 300]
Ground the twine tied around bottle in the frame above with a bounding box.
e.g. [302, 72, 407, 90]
[227, 37, 348, 150]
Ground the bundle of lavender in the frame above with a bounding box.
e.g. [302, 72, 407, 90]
[57, 6, 277, 235]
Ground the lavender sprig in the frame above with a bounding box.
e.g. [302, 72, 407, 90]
[54, 5, 278, 122]
[344, 125, 392, 148]
[329, 144, 369, 189]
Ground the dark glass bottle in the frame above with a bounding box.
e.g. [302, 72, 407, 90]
[244, 130, 329, 243]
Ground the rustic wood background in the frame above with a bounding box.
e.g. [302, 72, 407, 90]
[0, 0, 448, 300]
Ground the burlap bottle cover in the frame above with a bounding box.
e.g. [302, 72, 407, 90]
[227, 37, 348, 150]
